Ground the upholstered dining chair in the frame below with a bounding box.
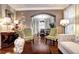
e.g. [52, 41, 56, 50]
[16, 28, 33, 41]
[46, 28, 57, 45]
[21, 28, 33, 41]
[46, 28, 57, 40]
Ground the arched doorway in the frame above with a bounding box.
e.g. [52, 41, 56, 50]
[31, 14, 56, 35]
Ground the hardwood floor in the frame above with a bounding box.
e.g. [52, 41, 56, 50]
[0, 40, 61, 54]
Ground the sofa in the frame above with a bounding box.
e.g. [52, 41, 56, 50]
[58, 34, 79, 54]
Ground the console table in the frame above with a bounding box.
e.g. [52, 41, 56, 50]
[0, 31, 17, 49]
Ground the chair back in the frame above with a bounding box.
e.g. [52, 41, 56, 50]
[49, 28, 57, 36]
[22, 28, 32, 37]
[17, 28, 32, 38]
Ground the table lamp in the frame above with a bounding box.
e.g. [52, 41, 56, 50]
[0, 17, 12, 32]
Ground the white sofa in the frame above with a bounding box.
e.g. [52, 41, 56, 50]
[58, 34, 79, 54]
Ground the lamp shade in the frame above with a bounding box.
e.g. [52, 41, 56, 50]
[14, 20, 19, 24]
[60, 19, 69, 26]
[0, 17, 13, 32]
[0, 18, 3, 23]
[2, 17, 12, 25]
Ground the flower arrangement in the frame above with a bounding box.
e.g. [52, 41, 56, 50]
[12, 20, 26, 31]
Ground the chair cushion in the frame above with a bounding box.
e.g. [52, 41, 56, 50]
[60, 42, 79, 53]
[24, 36, 33, 41]
[46, 36, 57, 40]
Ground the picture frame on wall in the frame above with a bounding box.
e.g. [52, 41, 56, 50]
[5, 9, 14, 22]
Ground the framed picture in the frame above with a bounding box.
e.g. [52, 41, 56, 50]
[5, 9, 14, 21]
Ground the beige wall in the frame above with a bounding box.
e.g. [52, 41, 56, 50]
[0, 5, 2, 17]
[75, 5, 79, 35]
[16, 10, 64, 34]
[75, 5, 79, 24]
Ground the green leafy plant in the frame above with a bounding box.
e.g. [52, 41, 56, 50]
[49, 23, 55, 28]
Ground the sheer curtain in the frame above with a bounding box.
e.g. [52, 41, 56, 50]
[31, 18, 39, 35]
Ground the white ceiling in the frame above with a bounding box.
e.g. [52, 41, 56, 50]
[9, 4, 70, 11]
